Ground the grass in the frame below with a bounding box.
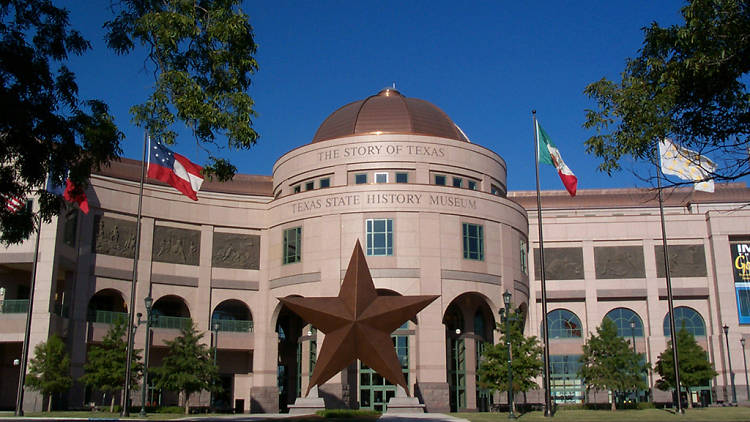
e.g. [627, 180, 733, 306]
[456, 407, 750, 422]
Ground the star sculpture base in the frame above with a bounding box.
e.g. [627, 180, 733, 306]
[278, 240, 439, 397]
[288, 385, 326, 415]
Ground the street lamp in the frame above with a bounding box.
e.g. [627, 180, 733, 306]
[502, 289, 514, 419]
[629, 321, 636, 352]
[723, 324, 737, 405]
[741, 338, 749, 401]
[211, 321, 220, 411]
[138, 296, 154, 417]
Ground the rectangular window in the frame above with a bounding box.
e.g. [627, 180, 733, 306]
[355, 173, 368, 184]
[395, 172, 408, 183]
[305, 181, 315, 191]
[375, 172, 388, 183]
[283, 227, 302, 264]
[320, 178, 330, 188]
[435, 175, 446, 186]
[452, 177, 462, 188]
[468, 180, 477, 190]
[520, 239, 528, 275]
[293, 185, 301, 193]
[366, 219, 393, 256]
[490, 185, 501, 196]
[462, 223, 484, 261]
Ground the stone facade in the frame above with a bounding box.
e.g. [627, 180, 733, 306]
[2, 89, 750, 413]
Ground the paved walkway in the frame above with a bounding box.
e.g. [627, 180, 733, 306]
[178, 413, 470, 422]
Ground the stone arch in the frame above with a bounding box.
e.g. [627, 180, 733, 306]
[152, 294, 191, 318]
[443, 292, 497, 413]
[86, 288, 127, 322]
[273, 295, 307, 412]
[211, 299, 253, 332]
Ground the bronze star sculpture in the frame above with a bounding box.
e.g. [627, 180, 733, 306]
[278, 240, 439, 396]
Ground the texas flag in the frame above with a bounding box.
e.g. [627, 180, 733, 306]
[147, 139, 204, 201]
[537, 121, 578, 197]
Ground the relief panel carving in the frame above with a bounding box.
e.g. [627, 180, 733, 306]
[594, 246, 646, 279]
[533, 247, 584, 280]
[92, 215, 137, 258]
[152, 226, 200, 265]
[212, 233, 260, 270]
[655, 244, 707, 278]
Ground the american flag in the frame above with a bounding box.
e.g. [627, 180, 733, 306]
[1, 193, 25, 213]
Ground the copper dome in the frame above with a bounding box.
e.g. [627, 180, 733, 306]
[311, 88, 469, 143]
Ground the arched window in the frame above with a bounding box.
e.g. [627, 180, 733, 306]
[604, 308, 644, 337]
[663, 307, 706, 337]
[545, 309, 583, 339]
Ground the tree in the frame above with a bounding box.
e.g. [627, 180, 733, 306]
[25, 334, 73, 411]
[1, 0, 260, 244]
[0, 0, 122, 244]
[151, 323, 219, 414]
[583, 0, 749, 185]
[478, 308, 543, 414]
[104, 0, 260, 181]
[654, 327, 717, 409]
[79, 318, 143, 412]
[578, 319, 649, 411]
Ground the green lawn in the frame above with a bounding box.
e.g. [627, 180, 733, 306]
[456, 407, 750, 422]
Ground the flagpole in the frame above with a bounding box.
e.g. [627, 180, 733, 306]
[657, 146, 683, 414]
[14, 215, 42, 416]
[533, 111, 553, 417]
[122, 132, 148, 417]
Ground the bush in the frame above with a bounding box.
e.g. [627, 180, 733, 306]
[316, 409, 381, 418]
[157, 406, 184, 414]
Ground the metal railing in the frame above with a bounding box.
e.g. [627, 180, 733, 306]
[90, 310, 128, 324]
[0, 299, 29, 314]
[212, 318, 254, 333]
[152, 315, 193, 330]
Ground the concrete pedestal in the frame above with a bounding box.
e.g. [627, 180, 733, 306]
[386, 386, 425, 414]
[288, 386, 326, 415]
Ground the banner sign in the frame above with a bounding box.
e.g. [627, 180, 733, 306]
[731, 242, 750, 324]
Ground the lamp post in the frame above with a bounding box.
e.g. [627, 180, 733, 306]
[502, 289, 514, 419]
[211, 321, 220, 411]
[741, 338, 749, 401]
[138, 296, 153, 417]
[723, 324, 737, 405]
[629, 321, 636, 352]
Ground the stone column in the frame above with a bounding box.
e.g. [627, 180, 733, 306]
[414, 212, 449, 413]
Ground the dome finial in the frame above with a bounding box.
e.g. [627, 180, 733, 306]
[378, 86, 402, 97]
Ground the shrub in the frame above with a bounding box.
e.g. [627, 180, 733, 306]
[157, 406, 185, 414]
[316, 409, 381, 418]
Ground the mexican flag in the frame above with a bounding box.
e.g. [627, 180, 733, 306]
[537, 121, 578, 197]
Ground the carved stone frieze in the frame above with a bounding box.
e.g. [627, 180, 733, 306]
[212, 233, 260, 270]
[594, 246, 646, 279]
[655, 244, 707, 278]
[533, 247, 584, 280]
[152, 226, 200, 265]
[92, 215, 137, 258]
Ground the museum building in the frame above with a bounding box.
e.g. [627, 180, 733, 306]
[1, 88, 750, 412]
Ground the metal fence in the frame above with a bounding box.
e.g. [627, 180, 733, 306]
[153, 315, 193, 330]
[91, 310, 129, 324]
[0, 299, 29, 314]
[212, 318, 254, 332]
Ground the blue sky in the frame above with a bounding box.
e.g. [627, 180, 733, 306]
[65, 1, 686, 192]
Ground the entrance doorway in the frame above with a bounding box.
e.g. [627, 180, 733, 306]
[358, 333, 409, 412]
